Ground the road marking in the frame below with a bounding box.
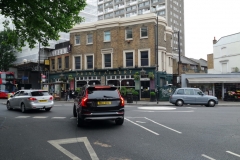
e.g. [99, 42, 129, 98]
[186, 107, 196, 109]
[137, 110, 194, 113]
[125, 118, 159, 135]
[48, 137, 99, 160]
[33, 116, 47, 119]
[202, 154, 216, 160]
[226, 151, 240, 157]
[70, 117, 76, 119]
[136, 121, 146, 123]
[144, 117, 182, 134]
[52, 117, 66, 119]
[15, 116, 30, 118]
[125, 117, 145, 118]
[138, 107, 176, 110]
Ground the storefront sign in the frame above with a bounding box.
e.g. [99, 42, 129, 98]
[76, 70, 134, 76]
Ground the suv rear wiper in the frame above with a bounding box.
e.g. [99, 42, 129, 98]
[103, 95, 115, 98]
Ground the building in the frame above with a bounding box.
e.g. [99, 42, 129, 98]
[48, 13, 174, 99]
[7, 0, 98, 89]
[97, 0, 185, 55]
[208, 34, 240, 74]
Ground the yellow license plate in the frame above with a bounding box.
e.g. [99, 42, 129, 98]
[97, 101, 111, 105]
[39, 100, 47, 102]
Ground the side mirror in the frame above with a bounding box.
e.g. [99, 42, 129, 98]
[10, 95, 14, 98]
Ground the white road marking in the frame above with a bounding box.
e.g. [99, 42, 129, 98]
[136, 121, 146, 123]
[125, 118, 159, 135]
[15, 116, 30, 118]
[70, 117, 76, 119]
[33, 116, 47, 119]
[137, 110, 194, 113]
[125, 117, 145, 118]
[226, 151, 240, 157]
[202, 154, 216, 160]
[144, 117, 182, 134]
[52, 117, 66, 119]
[48, 137, 99, 160]
[138, 107, 176, 110]
[186, 107, 196, 109]
[53, 105, 62, 106]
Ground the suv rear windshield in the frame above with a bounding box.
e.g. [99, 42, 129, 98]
[87, 88, 119, 99]
[31, 91, 50, 96]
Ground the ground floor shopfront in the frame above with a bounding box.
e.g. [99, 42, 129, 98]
[181, 74, 240, 100]
[47, 68, 173, 100]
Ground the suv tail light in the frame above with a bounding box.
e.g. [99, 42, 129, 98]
[120, 96, 124, 107]
[49, 96, 53, 100]
[80, 90, 88, 107]
[28, 97, 37, 101]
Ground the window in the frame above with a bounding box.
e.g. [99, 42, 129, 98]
[126, 28, 132, 39]
[65, 56, 69, 69]
[140, 26, 148, 38]
[86, 55, 94, 69]
[51, 59, 55, 70]
[125, 52, 133, 67]
[75, 35, 80, 45]
[140, 51, 149, 66]
[104, 31, 111, 41]
[87, 34, 93, 44]
[194, 89, 203, 95]
[74, 56, 81, 70]
[104, 54, 111, 68]
[185, 89, 194, 95]
[58, 58, 62, 69]
[177, 89, 184, 94]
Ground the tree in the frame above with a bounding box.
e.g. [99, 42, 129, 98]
[0, 28, 17, 71]
[1, 0, 87, 48]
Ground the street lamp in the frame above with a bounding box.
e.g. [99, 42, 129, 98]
[173, 31, 181, 86]
[22, 59, 27, 89]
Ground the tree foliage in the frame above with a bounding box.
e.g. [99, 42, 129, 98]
[0, 28, 17, 71]
[1, 0, 87, 48]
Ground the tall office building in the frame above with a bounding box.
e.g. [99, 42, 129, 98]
[97, 0, 185, 55]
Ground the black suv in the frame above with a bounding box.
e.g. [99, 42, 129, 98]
[73, 85, 125, 127]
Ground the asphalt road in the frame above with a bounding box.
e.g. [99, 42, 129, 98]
[0, 100, 240, 160]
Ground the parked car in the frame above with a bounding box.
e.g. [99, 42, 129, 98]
[73, 85, 125, 127]
[169, 88, 218, 107]
[6, 90, 54, 112]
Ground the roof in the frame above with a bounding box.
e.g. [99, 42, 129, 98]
[189, 58, 207, 67]
[172, 54, 198, 65]
[187, 77, 240, 83]
[214, 32, 240, 46]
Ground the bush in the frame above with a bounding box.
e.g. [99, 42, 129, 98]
[120, 86, 127, 96]
[150, 92, 156, 96]
[133, 90, 139, 96]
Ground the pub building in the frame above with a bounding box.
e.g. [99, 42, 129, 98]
[48, 13, 174, 100]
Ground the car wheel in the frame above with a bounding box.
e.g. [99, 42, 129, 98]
[21, 103, 26, 113]
[115, 118, 124, 125]
[208, 100, 215, 107]
[176, 100, 183, 106]
[73, 105, 77, 117]
[45, 108, 51, 111]
[77, 114, 84, 127]
[7, 101, 13, 110]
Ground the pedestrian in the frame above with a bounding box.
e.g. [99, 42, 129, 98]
[66, 89, 70, 101]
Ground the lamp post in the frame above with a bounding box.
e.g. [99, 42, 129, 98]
[173, 31, 181, 86]
[22, 59, 27, 89]
[140, 68, 146, 100]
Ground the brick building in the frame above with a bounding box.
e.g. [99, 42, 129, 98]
[48, 13, 174, 99]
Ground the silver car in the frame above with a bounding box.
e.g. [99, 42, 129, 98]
[169, 88, 218, 107]
[6, 90, 54, 112]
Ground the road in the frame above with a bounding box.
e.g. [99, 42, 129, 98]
[0, 100, 240, 160]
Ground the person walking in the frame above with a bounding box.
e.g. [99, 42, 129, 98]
[66, 89, 70, 101]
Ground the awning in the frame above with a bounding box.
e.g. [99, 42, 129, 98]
[187, 77, 240, 83]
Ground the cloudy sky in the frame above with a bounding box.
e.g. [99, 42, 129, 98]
[184, 0, 240, 60]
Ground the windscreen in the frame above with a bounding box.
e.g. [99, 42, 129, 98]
[87, 88, 119, 99]
[31, 91, 50, 96]
[0, 84, 15, 93]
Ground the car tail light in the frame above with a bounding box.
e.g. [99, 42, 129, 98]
[120, 96, 124, 107]
[49, 96, 53, 100]
[80, 90, 88, 107]
[28, 97, 37, 101]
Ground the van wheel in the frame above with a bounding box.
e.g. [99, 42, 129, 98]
[7, 102, 12, 110]
[73, 105, 77, 117]
[208, 100, 215, 107]
[176, 100, 183, 106]
[21, 103, 26, 113]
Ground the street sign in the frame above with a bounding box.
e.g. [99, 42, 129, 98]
[22, 76, 28, 80]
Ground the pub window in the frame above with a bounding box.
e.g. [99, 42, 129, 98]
[75, 56, 81, 70]
[140, 51, 149, 66]
[87, 34, 93, 44]
[125, 52, 133, 67]
[104, 31, 111, 42]
[104, 54, 111, 68]
[140, 26, 148, 38]
[86, 55, 94, 69]
[51, 59, 55, 70]
[126, 28, 133, 39]
[65, 56, 69, 69]
[75, 35, 80, 45]
[58, 58, 62, 69]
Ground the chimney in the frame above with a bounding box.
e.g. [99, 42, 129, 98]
[213, 37, 217, 44]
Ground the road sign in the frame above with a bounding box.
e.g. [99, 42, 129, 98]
[22, 76, 28, 80]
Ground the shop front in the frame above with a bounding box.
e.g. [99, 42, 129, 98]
[181, 74, 240, 100]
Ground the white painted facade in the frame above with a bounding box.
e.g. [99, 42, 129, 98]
[209, 33, 240, 74]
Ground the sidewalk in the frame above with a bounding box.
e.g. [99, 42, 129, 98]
[54, 99, 240, 106]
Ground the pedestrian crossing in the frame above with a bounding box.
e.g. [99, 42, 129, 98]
[15, 116, 76, 119]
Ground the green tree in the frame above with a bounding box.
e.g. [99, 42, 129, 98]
[0, 28, 17, 71]
[1, 0, 87, 48]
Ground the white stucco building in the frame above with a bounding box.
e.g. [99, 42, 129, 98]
[208, 33, 240, 74]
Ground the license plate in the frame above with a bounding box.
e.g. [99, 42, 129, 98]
[39, 100, 47, 102]
[97, 101, 111, 105]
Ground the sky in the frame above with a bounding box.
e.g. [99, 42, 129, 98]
[184, 0, 240, 60]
